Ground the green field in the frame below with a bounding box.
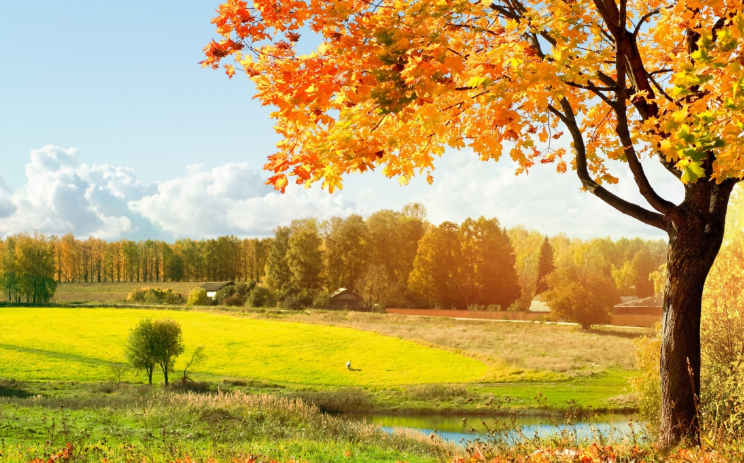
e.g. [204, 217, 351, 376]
[0, 308, 488, 386]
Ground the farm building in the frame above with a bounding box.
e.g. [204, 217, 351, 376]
[528, 295, 552, 313]
[201, 281, 234, 298]
[612, 294, 663, 327]
[328, 288, 365, 310]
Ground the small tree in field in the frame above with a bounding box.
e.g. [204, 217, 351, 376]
[204, 0, 744, 446]
[126, 319, 157, 385]
[542, 243, 619, 329]
[126, 318, 185, 385]
[542, 267, 618, 330]
[152, 318, 184, 386]
[181, 345, 207, 383]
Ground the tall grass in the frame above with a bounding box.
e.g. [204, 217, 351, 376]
[0, 389, 450, 463]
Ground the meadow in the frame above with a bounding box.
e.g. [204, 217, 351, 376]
[0, 308, 488, 386]
[51, 282, 200, 303]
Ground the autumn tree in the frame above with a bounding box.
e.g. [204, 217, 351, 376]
[287, 218, 325, 292]
[507, 226, 545, 305]
[323, 215, 369, 290]
[542, 242, 619, 329]
[266, 226, 292, 293]
[459, 217, 520, 308]
[408, 222, 462, 308]
[204, 0, 744, 444]
[535, 237, 555, 295]
[15, 233, 57, 304]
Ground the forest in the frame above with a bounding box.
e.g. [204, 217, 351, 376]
[0, 203, 665, 310]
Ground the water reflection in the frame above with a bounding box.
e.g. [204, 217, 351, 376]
[350, 413, 644, 445]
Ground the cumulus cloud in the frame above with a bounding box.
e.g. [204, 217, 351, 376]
[410, 149, 683, 240]
[1, 147, 365, 240]
[129, 162, 364, 238]
[0, 146, 148, 239]
[0, 145, 686, 241]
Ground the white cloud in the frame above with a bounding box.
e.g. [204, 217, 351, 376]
[0, 147, 365, 240]
[0, 145, 147, 239]
[409, 149, 683, 240]
[129, 162, 365, 238]
[0, 145, 686, 241]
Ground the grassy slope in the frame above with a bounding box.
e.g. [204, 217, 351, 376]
[0, 308, 487, 386]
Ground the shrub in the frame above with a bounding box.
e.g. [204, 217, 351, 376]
[296, 289, 316, 307]
[630, 325, 661, 431]
[215, 281, 257, 305]
[126, 287, 184, 305]
[280, 295, 302, 310]
[247, 286, 275, 308]
[187, 288, 209, 306]
[467, 303, 485, 311]
[312, 290, 330, 308]
[486, 304, 502, 312]
[223, 295, 243, 306]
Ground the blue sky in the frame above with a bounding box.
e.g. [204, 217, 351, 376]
[0, 1, 679, 241]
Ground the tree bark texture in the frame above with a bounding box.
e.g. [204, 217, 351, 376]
[659, 181, 733, 447]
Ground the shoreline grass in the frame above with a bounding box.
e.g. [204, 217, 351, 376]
[0, 388, 450, 463]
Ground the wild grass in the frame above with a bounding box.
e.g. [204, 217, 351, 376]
[0, 308, 487, 386]
[0, 388, 449, 463]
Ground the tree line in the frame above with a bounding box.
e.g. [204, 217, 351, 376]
[0, 203, 665, 309]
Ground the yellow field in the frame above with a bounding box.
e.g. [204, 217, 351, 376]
[0, 308, 488, 385]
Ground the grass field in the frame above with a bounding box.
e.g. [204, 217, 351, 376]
[236, 309, 650, 377]
[51, 281, 203, 303]
[0, 307, 488, 386]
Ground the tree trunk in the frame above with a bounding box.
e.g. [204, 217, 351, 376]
[660, 182, 732, 447]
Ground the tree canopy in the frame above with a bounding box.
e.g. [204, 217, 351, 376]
[204, 0, 744, 196]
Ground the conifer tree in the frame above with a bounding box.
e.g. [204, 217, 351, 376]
[535, 237, 555, 295]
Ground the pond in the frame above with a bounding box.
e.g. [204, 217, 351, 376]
[349, 413, 645, 446]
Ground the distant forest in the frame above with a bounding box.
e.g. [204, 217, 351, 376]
[0, 203, 665, 308]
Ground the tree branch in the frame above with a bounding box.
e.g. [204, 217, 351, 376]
[634, 8, 660, 37]
[613, 100, 681, 219]
[548, 98, 669, 231]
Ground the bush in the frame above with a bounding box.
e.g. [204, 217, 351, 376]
[280, 295, 302, 310]
[507, 300, 525, 311]
[215, 282, 257, 305]
[187, 287, 209, 306]
[247, 286, 275, 308]
[312, 290, 330, 308]
[486, 304, 502, 312]
[223, 295, 243, 307]
[467, 303, 485, 311]
[630, 325, 661, 431]
[126, 287, 184, 305]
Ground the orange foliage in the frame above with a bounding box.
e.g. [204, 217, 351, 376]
[25, 444, 743, 463]
[203, 0, 744, 192]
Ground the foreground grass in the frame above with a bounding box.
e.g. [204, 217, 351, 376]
[0, 308, 487, 386]
[0, 387, 447, 463]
